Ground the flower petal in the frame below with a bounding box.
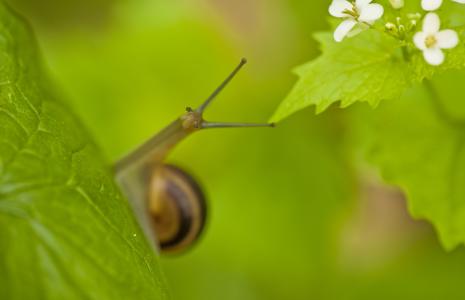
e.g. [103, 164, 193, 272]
[422, 13, 441, 34]
[436, 29, 459, 49]
[422, 0, 443, 11]
[329, 0, 353, 18]
[358, 3, 384, 23]
[334, 19, 357, 42]
[347, 23, 369, 38]
[423, 48, 445, 65]
[414, 32, 427, 50]
[389, 0, 405, 9]
[452, 0, 465, 3]
[356, 0, 373, 7]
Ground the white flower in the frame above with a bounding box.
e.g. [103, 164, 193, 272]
[413, 13, 459, 65]
[422, 0, 442, 11]
[422, 0, 465, 11]
[329, 0, 384, 42]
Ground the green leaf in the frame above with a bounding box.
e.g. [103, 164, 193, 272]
[271, 26, 465, 123]
[363, 74, 465, 250]
[0, 3, 168, 299]
[271, 31, 411, 122]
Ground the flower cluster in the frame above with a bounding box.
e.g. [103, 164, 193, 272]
[328, 0, 463, 66]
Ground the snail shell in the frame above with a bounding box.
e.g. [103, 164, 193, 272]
[147, 164, 207, 253]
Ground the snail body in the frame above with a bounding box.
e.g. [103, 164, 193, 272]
[114, 59, 273, 254]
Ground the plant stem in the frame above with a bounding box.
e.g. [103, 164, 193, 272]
[401, 45, 410, 62]
[423, 79, 465, 128]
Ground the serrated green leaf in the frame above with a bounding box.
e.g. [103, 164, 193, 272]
[0, 3, 168, 299]
[365, 75, 465, 250]
[271, 31, 411, 122]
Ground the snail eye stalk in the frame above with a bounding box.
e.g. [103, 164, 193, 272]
[194, 58, 274, 129]
[201, 122, 274, 129]
[196, 58, 247, 114]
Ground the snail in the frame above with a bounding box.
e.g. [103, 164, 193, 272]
[114, 59, 273, 254]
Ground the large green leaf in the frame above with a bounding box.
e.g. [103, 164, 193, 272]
[362, 73, 465, 250]
[0, 3, 168, 299]
[271, 31, 411, 122]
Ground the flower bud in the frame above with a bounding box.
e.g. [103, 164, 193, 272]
[385, 22, 397, 32]
[389, 0, 404, 9]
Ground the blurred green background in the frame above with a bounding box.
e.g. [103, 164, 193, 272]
[7, 0, 465, 298]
